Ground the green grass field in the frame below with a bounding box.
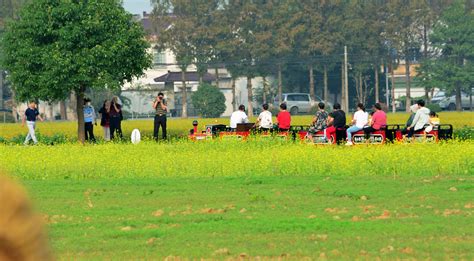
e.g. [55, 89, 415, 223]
[1, 140, 474, 259]
[1, 113, 473, 259]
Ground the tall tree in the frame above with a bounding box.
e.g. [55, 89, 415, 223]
[1, 0, 151, 142]
[220, 0, 263, 117]
[420, 0, 474, 111]
[385, 0, 425, 112]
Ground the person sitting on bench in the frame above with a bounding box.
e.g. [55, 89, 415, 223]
[309, 102, 328, 134]
[230, 105, 249, 131]
[345, 103, 368, 146]
[276, 103, 291, 131]
[364, 103, 386, 138]
[407, 100, 430, 138]
[325, 103, 346, 141]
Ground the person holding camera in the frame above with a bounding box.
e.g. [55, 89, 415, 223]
[152, 92, 168, 140]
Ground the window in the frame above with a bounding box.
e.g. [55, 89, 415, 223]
[153, 49, 166, 66]
[291, 95, 309, 102]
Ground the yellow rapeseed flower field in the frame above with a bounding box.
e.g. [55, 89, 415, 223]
[0, 112, 472, 140]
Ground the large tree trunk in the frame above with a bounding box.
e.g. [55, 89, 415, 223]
[470, 91, 472, 111]
[247, 76, 253, 117]
[69, 92, 77, 120]
[262, 76, 267, 104]
[405, 58, 411, 113]
[214, 67, 219, 88]
[309, 64, 315, 101]
[48, 102, 54, 121]
[76, 87, 85, 143]
[181, 70, 188, 118]
[355, 75, 360, 103]
[423, 24, 431, 103]
[278, 64, 282, 103]
[11, 89, 18, 122]
[455, 83, 462, 111]
[375, 65, 379, 103]
[231, 78, 236, 111]
[323, 65, 328, 104]
[390, 62, 396, 113]
[60, 100, 67, 120]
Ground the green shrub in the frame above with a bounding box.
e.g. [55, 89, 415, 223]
[192, 83, 226, 118]
[454, 126, 474, 140]
[426, 103, 442, 113]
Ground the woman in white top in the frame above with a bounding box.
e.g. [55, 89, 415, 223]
[346, 103, 368, 145]
[256, 103, 273, 130]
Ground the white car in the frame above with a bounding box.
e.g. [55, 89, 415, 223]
[274, 93, 332, 115]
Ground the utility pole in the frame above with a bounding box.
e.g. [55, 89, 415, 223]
[344, 46, 349, 111]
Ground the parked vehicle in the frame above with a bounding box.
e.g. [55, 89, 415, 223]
[430, 91, 446, 104]
[274, 93, 332, 115]
[434, 90, 472, 110]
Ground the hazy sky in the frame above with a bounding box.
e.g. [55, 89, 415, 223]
[123, 0, 152, 15]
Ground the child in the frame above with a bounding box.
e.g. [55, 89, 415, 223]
[22, 101, 44, 145]
[276, 103, 291, 131]
[429, 111, 440, 126]
[425, 111, 440, 133]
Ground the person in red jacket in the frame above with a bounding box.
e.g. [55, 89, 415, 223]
[276, 103, 291, 131]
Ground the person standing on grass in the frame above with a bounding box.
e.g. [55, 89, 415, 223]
[363, 103, 387, 138]
[98, 100, 111, 141]
[255, 103, 273, 131]
[276, 103, 291, 131]
[152, 92, 168, 141]
[22, 101, 44, 145]
[325, 103, 346, 141]
[345, 103, 368, 146]
[83, 98, 96, 142]
[109, 96, 123, 140]
[230, 105, 249, 131]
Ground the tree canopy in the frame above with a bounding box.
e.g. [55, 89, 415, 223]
[1, 0, 151, 141]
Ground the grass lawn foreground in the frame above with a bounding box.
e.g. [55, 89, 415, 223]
[1, 140, 473, 259]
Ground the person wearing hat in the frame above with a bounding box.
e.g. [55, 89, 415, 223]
[83, 98, 96, 142]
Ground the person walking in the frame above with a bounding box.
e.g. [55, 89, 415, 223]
[83, 98, 96, 142]
[22, 101, 44, 145]
[98, 100, 111, 141]
[109, 96, 123, 140]
[152, 92, 168, 140]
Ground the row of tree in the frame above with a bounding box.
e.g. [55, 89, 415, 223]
[151, 0, 473, 115]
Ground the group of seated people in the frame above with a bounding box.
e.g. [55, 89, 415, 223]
[230, 103, 291, 132]
[229, 99, 439, 144]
